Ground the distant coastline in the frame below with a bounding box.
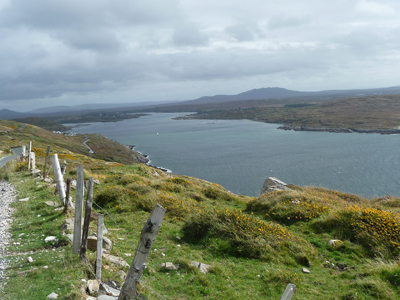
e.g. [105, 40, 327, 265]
[277, 125, 400, 135]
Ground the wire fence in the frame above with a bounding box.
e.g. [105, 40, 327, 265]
[86, 199, 169, 300]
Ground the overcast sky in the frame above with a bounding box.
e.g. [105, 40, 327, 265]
[1, 0, 400, 111]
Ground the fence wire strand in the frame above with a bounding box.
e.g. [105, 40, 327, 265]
[83, 197, 168, 299]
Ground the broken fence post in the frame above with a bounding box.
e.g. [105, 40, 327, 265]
[50, 154, 66, 206]
[118, 204, 166, 300]
[30, 152, 36, 170]
[280, 283, 296, 300]
[80, 177, 94, 260]
[27, 141, 32, 170]
[96, 213, 104, 280]
[43, 145, 50, 178]
[21, 145, 26, 161]
[73, 166, 84, 254]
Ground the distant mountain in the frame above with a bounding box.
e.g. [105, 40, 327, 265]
[27, 101, 171, 114]
[180, 86, 400, 105]
[0, 109, 28, 120]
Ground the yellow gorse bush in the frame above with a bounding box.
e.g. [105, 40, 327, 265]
[183, 207, 315, 262]
[322, 205, 400, 258]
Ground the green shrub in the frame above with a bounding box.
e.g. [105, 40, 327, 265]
[183, 207, 315, 262]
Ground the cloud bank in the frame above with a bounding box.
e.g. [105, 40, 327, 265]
[0, 0, 399, 110]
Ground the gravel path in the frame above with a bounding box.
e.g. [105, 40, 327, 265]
[0, 180, 17, 289]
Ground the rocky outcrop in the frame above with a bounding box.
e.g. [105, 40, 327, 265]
[125, 145, 149, 164]
[260, 177, 289, 196]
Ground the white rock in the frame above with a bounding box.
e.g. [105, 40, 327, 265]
[27, 256, 34, 263]
[260, 177, 289, 195]
[302, 268, 310, 274]
[99, 283, 120, 297]
[329, 239, 343, 248]
[160, 262, 179, 271]
[46, 292, 58, 299]
[19, 197, 30, 202]
[87, 279, 100, 295]
[191, 261, 210, 274]
[45, 236, 57, 242]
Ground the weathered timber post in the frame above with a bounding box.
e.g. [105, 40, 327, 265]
[80, 177, 94, 260]
[30, 152, 36, 170]
[27, 141, 32, 170]
[73, 166, 84, 254]
[280, 283, 296, 300]
[21, 145, 26, 161]
[60, 160, 67, 175]
[50, 154, 66, 206]
[118, 204, 166, 300]
[43, 145, 50, 178]
[96, 213, 104, 280]
[64, 178, 72, 213]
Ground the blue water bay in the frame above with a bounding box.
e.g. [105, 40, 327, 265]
[68, 113, 400, 198]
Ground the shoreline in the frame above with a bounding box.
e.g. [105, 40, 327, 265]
[277, 125, 400, 135]
[126, 145, 172, 173]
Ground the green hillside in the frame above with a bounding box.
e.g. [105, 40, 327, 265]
[0, 120, 399, 299]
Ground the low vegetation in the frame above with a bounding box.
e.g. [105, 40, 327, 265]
[0, 119, 400, 299]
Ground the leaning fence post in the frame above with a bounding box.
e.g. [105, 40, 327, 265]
[73, 166, 84, 253]
[43, 145, 50, 178]
[279, 283, 296, 300]
[50, 154, 66, 206]
[96, 213, 104, 280]
[118, 204, 166, 300]
[80, 177, 94, 260]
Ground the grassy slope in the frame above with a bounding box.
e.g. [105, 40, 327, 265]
[0, 120, 399, 300]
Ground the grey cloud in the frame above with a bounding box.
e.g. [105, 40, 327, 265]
[0, 0, 182, 29]
[172, 23, 208, 46]
[55, 28, 122, 52]
[225, 23, 255, 41]
[268, 15, 309, 29]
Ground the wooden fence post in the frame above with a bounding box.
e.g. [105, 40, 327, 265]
[73, 166, 84, 254]
[96, 213, 104, 280]
[50, 154, 66, 206]
[118, 204, 166, 300]
[80, 177, 94, 260]
[280, 283, 296, 300]
[43, 145, 50, 178]
[64, 178, 72, 213]
[27, 141, 32, 170]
